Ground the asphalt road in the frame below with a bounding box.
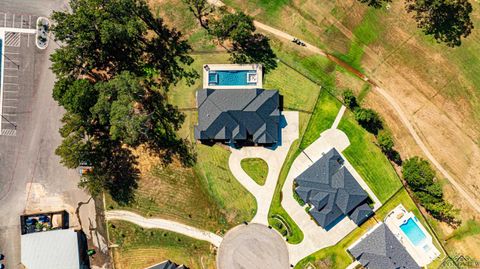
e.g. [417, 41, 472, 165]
[0, 1, 108, 268]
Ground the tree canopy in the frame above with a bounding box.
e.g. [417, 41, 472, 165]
[354, 108, 383, 135]
[342, 89, 359, 110]
[402, 157, 458, 225]
[182, 2, 278, 73]
[405, 0, 473, 47]
[209, 12, 278, 73]
[51, 0, 197, 203]
[377, 130, 394, 153]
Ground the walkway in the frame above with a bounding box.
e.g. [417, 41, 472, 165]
[228, 111, 299, 225]
[105, 210, 223, 247]
[283, 106, 381, 264]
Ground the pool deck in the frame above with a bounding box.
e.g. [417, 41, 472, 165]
[384, 204, 440, 266]
[202, 63, 263, 89]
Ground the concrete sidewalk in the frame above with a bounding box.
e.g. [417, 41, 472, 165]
[106, 210, 223, 247]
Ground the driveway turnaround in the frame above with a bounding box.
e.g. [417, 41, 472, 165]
[217, 223, 290, 269]
[105, 210, 223, 247]
[228, 111, 299, 225]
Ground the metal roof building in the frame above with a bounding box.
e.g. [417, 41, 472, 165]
[21, 229, 88, 269]
[194, 88, 280, 145]
[294, 148, 373, 229]
[348, 223, 421, 269]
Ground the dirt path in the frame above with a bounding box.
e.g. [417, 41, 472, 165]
[263, 25, 480, 213]
[105, 210, 223, 247]
[259, 22, 480, 213]
[204, 0, 480, 213]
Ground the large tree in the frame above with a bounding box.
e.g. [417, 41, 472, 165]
[182, 0, 215, 29]
[51, 0, 197, 203]
[354, 108, 383, 135]
[406, 0, 474, 47]
[209, 12, 278, 73]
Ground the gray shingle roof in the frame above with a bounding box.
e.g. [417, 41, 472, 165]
[194, 89, 280, 144]
[348, 223, 420, 269]
[294, 148, 372, 229]
[145, 260, 189, 269]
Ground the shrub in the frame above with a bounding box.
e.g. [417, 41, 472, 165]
[402, 157, 459, 225]
[377, 130, 394, 153]
[354, 108, 383, 134]
[342, 89, 359, 110]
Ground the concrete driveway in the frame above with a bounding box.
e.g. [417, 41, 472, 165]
[282, 106, 382, 264]
[228, 111, 299, 225]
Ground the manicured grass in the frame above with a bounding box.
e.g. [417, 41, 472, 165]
[264, 61, 320, 112]
[300, 89, 342, 149]
[240, 158, 269, 186]
[195, 144, 257, 226]
[295, 188, 446, 268]
[338, 110, 402, 202]
[271, 39, 337, 88]
[268, 140, 305, 244]
[109, 220, 215, 269]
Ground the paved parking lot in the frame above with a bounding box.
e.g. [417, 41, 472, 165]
[0, 10, 37, 136]
[0, 12, 38, 29]
[1, 32, 36, 136]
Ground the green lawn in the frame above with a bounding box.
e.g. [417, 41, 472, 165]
[195, 144, 257, 226]
[109, 220, 216, 269]
[264, 61, 320, 113]
[300, 89, 342, 150]
[240, 158, 269, 186]
[295, 188, 446, 268]
[338, 110, 402, 202]
[268, 140, 305, 244]
[334, 7, 385, 71]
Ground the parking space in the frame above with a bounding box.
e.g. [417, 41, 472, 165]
[0, 12, 38, 29]
[1, 32, 35, 136]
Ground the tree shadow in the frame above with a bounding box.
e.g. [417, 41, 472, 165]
[231, 33, 278, 74]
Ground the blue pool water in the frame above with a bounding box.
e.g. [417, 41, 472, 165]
[400, 217, 426, 246]
[208, 70, 256, 86]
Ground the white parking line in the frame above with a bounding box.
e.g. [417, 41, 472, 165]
[4, 75, 18, 78]
[3, 83, 18, 85]
[5, 52, 19, 55]
[4, 67, 18, 70]
[4, 99, 18, 101]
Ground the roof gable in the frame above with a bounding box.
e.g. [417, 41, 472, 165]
[195, 89, 280, 144]
[294, 148, 371, 229]
[348, 224, 420, 269]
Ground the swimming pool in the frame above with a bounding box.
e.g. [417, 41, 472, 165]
[208, 70, 257, 86]
[400, 217, 426, 246]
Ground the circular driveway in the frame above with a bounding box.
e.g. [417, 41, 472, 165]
[217, 223, 289, 269]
